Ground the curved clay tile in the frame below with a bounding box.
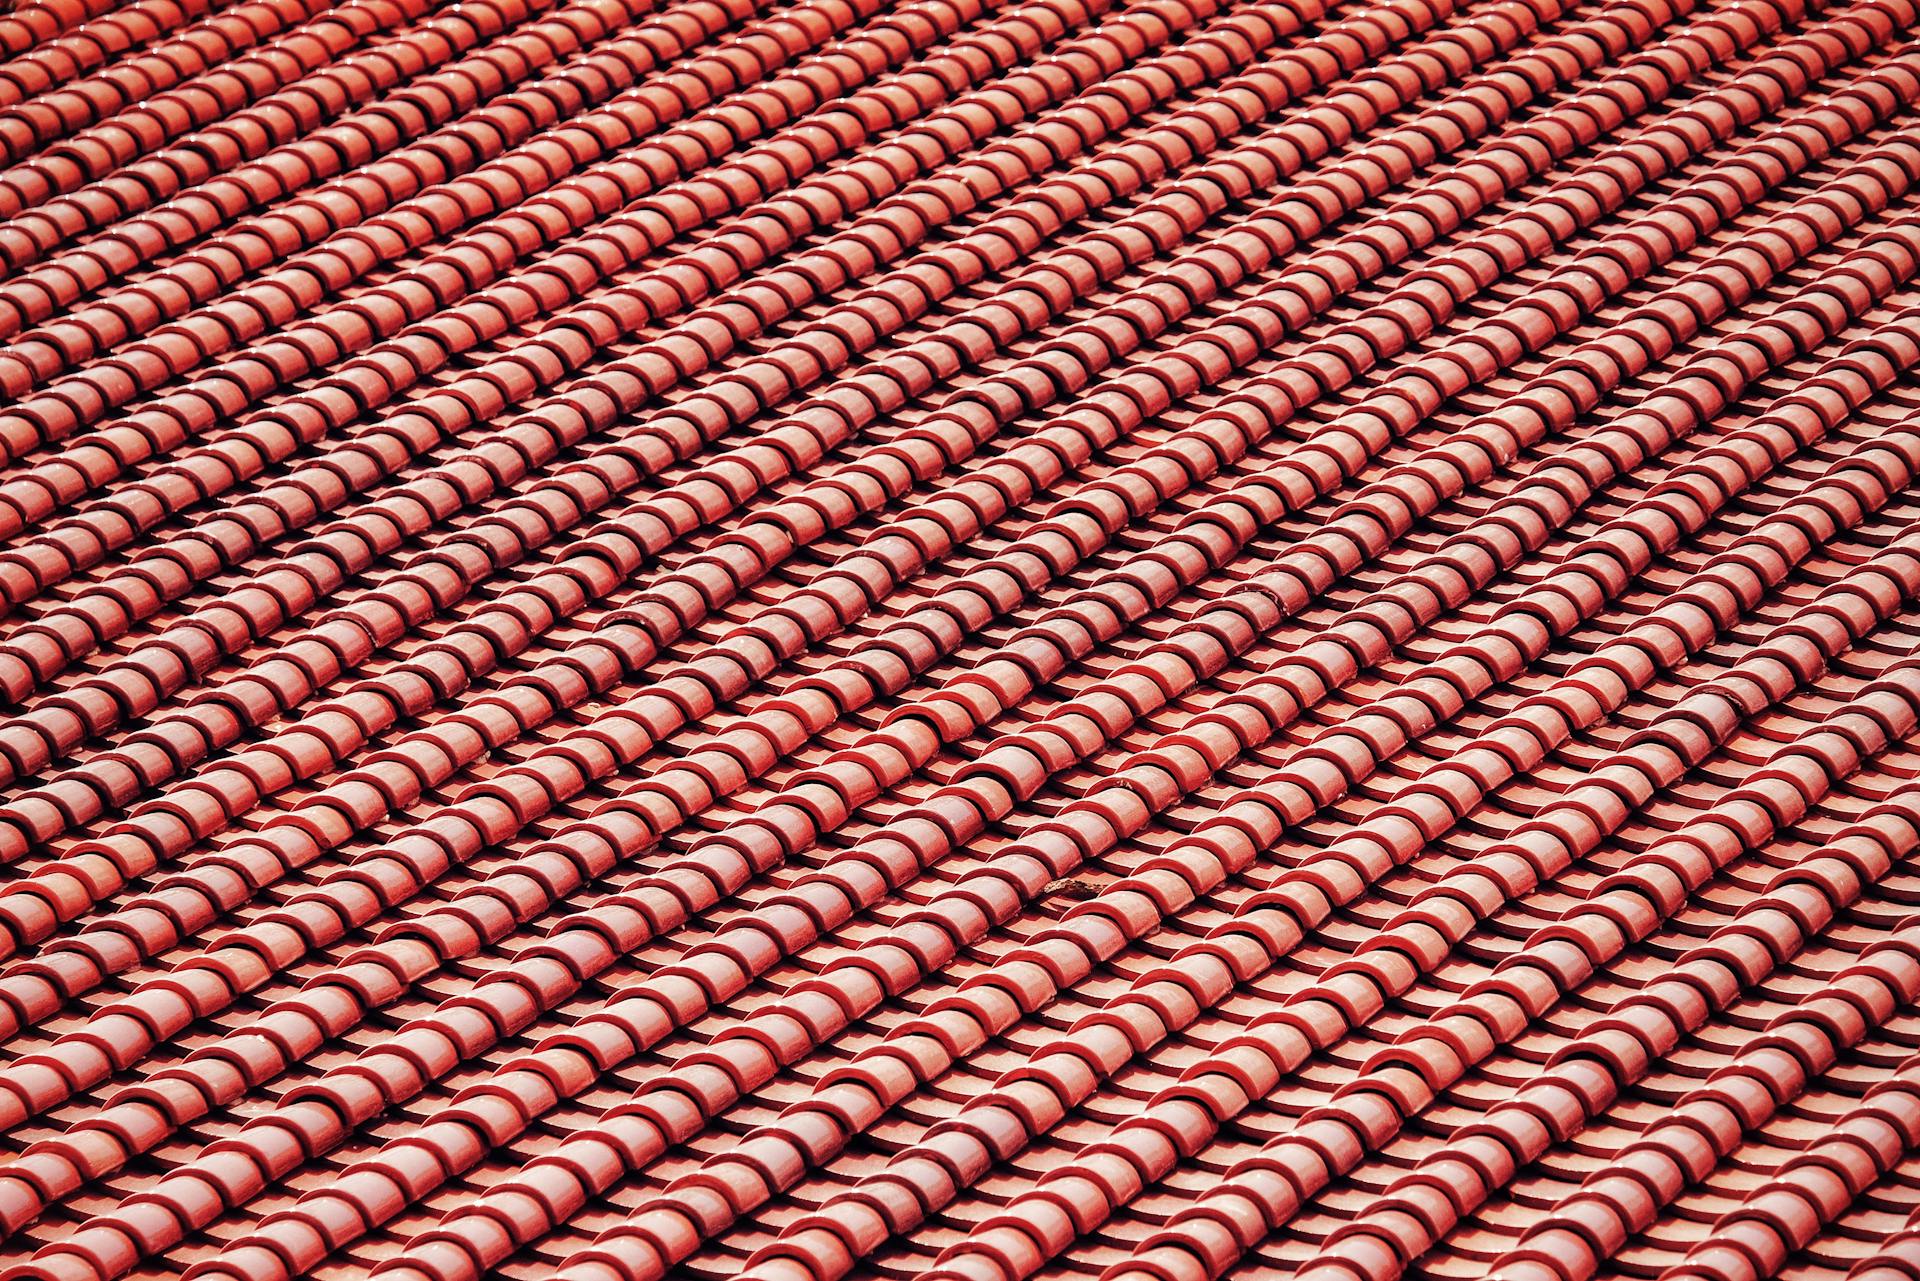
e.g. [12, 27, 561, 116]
[0, 0, 1915, 1277]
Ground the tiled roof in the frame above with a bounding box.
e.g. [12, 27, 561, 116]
[0, 0, 1912, 1275]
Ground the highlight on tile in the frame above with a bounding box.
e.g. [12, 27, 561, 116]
[0, 0, 1913, 1276]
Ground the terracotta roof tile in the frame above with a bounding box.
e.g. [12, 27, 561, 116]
[0, 0, 1914, 1276]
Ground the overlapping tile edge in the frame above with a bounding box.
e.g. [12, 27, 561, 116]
[0, 0, 1909, 1275]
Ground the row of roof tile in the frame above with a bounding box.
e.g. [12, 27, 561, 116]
[0, 0, 1915, 1275]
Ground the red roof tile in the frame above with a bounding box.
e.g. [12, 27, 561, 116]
[0, 0, 1915, 1277]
